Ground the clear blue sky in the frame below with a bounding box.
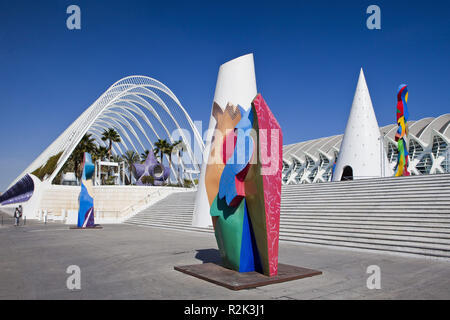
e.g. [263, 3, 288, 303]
[0, 0, 449, 191]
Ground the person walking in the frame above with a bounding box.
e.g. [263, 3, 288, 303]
[14, 205, 23, 226]
[14, 206, 19, 226]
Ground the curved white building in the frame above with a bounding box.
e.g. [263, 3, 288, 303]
[283, 113, 450, 184]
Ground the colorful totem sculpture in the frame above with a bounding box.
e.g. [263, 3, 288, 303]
[394, 84, 410, 176]
[77, 152, 96, 227]
[209, 94, 282, 276]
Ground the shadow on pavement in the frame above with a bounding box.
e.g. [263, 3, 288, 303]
[195, 248, 221, 264]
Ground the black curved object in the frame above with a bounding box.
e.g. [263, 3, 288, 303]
[0, 174, 35, 205]
[341, 166, 353, 181]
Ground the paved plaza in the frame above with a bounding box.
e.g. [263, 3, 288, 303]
[1, 213, 449, 300]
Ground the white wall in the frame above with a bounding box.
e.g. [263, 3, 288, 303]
[3, 184, 191, 224]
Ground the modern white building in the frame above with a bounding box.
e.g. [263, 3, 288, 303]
[282, 113, 450, 184]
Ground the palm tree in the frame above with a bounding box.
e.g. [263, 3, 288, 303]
[71, 134, 96, 180]
[111, 154, 123, 163]
[122, 150, 140, 185]
[153, 147, 159, 158]
[164, 140, 182, 185]
[172, 139, 187, 185]
[111, 154, 124, 184]
[101, 128, 121, 160]
[93, 146, 108, 162]
[140, 150, 150, 163]
[154, 139, 170, 163]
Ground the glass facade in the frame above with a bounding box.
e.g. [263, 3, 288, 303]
[416, 154, 433, 175]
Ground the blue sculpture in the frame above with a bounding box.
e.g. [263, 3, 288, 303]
[132, 152, 170, 186]
[77, 152, 96, 228]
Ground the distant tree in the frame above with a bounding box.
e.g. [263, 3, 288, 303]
[164, 140, 183, 185]
[154, 139, 170, 163]
[122, 150, 140, 185]
[111, 154, 123, 163]
[140, 150, 150, 163]
[70, 134, 96, 179]
[93, 146, 108, 162]
[172, 139, 186, 185]
[141, 175, 155, 186]
[101, 128, 121, 160]
[153, 148, 159, 158]
[183, 178, 193, 188]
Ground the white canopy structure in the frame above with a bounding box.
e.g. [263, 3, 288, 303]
[6, 76, 205, 190]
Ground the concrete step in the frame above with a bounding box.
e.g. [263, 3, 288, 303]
[278, 228, 450, 244]
[280, 212, 450, 218]
[279, 235, 450, 258]
[128, 217, 192, 225]
[281, 204, 450, 210]
[280, 224, 450, 236]
[281, 192, 450, 200]
[282, 181, 450, 190]
[282, 184, 450, 192]
[280, 208, 450, 214]
[125, 174, 450, 259]
[124, 220, 213, 234]
[281, 216, 450, 224]
[278, 231, 450, 251]
[278, 221, 450, 232]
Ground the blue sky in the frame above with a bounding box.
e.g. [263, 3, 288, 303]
[0, 0, 449, 191]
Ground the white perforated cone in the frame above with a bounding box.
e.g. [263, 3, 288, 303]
[332, 68, 393, 181]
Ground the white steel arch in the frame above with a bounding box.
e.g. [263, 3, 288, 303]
[8, 75, 205, 188]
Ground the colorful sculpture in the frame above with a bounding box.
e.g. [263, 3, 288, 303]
[77, 152, 96, 228]
[132, 151, 170, 186]
[209, 94, 282, 276]
[193, 53, 257, 228]
[394, 84, 410, 176]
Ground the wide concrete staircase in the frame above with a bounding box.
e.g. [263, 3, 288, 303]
[280, 173, 450, 258]
[125, 173, 450, 259]
[125, 191, 213, 233]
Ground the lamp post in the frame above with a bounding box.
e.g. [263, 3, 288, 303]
[378, 133, 386, 177]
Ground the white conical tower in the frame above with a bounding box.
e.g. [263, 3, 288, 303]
[192, 54, 257, 227]
[332, 68, 393, 181]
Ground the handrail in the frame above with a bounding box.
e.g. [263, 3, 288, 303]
[36, 186, 194, 222]
[118, 189, 162, 218]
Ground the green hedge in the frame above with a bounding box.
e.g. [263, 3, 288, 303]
[141, 175, 155, 185]
[31, 152, 63, 181]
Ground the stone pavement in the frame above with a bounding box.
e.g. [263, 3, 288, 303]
[0, 218, 449, 300]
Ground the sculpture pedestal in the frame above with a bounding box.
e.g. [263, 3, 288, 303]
[69, 225, 103, 229]
[174, 263, 321, 291]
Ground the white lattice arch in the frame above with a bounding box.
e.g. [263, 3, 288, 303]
[8, 76, 205, 188]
